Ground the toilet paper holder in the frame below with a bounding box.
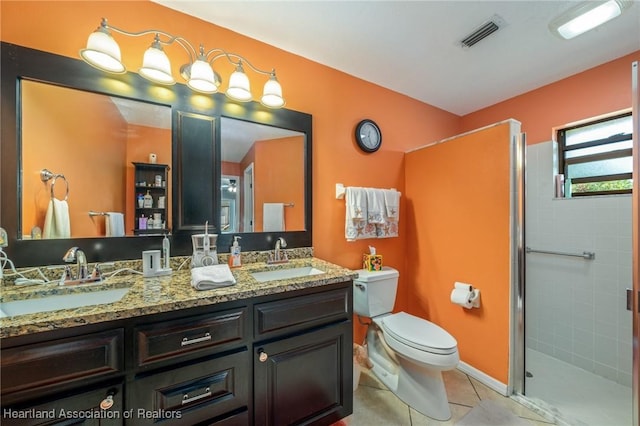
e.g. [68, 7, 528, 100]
[450, 282, 481, 309]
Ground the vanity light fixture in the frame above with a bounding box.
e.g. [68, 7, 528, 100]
[549, 0, 632, 40]
[80, 18, 285, 108]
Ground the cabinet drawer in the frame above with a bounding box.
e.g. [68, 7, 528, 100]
[1, 329, 123, 396]
[130, 350, 249, 425]
[255, 287, 350, 338]
[2, 382, 124, 426]
[135, 307, 247, 367]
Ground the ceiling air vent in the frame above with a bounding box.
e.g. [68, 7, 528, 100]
[460, 15, 505, 48]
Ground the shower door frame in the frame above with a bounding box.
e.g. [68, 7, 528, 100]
[631, 60, 639, 426]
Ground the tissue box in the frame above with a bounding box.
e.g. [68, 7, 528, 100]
[363, 254, 383, 271]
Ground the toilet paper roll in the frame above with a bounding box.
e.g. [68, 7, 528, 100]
[450, 287, 474, 309]
[454, 281, 473, 291]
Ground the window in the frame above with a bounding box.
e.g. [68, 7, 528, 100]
[558, 112, 633, 197]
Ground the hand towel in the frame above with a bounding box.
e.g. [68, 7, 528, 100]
[366, 188, 385, 224]
[383, 189, 400, 222]
[345, 187, 376, 241]
[191, 264, 237, 290]
[43, 198, 70, 239]
[346, 187, 367, 223]
[105, 212, 125, 237]
[263, 203, 285, 232]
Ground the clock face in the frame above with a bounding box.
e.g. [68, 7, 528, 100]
[355, 119, 382, 153]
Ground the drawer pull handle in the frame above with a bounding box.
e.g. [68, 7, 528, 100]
[181, 332, 211, 347]
[100, 395, 114, 410]
[182, 387, 211, 405]
[259, 351, 268, 362]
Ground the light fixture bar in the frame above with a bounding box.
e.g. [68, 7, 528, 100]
[79, 18, 285, 108]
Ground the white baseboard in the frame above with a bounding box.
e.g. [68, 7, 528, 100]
[457, 361, 508, 396]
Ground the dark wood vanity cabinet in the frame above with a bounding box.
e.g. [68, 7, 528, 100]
[253, 286, 353, 426]
[0, 281, 353, 426]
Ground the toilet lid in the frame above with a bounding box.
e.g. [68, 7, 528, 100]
[381, 312, 457, 355]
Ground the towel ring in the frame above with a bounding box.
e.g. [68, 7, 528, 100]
[41, 169, 69, 201]
[50, 175, 69, 201]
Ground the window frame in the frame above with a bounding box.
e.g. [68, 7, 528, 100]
[557, 111, 633, 197]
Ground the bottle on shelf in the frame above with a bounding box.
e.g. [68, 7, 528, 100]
[143, 190, 153, 208]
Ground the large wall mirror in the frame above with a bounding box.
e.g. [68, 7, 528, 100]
[1, 42, 312, 267]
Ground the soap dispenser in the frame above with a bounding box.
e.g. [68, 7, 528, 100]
[229, 236, 242, 268]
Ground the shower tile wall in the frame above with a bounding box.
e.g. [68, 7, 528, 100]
[525, 141, 633, 387]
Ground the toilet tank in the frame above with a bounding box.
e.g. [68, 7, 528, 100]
[353, 266, 399, 317]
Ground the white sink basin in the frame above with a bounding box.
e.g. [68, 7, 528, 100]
[251, 266, 325, 283]
[0, 287, 130, 318]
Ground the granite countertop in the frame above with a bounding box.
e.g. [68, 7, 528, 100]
[0, 257, 357, 339]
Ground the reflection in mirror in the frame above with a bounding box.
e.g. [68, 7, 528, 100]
[220, 117, 306, 233]
[20, 80, 172, 240]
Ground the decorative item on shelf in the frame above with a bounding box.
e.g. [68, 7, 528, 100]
[137, 193, 144, 208]
[149, 152, 157, 164]
[79, 18, 285, 108]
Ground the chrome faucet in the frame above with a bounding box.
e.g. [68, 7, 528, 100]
[62, 247, 101, 284]
[269, 237, 288, 264]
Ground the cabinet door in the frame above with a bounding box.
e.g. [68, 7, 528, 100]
[254, 322, 352, 426]
[2, 382, 123, 425]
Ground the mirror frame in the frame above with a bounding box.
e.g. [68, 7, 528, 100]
[1, 42, 313, 267]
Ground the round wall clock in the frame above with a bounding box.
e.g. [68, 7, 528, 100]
[355, 119, 382, 153]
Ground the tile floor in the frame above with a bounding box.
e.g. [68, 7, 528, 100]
[342, 367, 556, 425]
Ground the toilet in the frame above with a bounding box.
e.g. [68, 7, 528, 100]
[353, 266, 459, 421]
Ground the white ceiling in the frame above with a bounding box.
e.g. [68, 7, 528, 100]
[152, 0, 640, 116]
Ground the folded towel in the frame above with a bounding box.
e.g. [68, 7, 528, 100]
[366, 188, 385, 224]
[346, 187, 367, 223]
[345, 187, 377, 241]
[43, 198, 70, 239]
[383, 189, 400, 222]
[263, 203, 285, 232]
[191, 264, 237, 290]
[105, 212, 125, 237]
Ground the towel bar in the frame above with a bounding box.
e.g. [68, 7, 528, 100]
[525, 247, 595, 260]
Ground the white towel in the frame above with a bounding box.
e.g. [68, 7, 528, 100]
[346, 187, 367, 223]
[345, 187, 376, 241]
[43, 199, 70, 239]
[191, 264, 237, 290]
[383, 189, 400, 222]
[366, 188, 385, 224]
[263, 203, 285, 232]
[105, 212, 125, 237]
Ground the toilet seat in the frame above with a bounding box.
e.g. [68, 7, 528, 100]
[379, 312, 457, 355]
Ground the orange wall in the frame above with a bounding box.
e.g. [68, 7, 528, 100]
[461, 51, 640, 145]
[21, 81, 127, 238]
[253, 136, 304, 231]
[405, 122, 514, 383]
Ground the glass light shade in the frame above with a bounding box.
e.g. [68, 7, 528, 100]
[139, 45, 175, 85]
[79, 30, 125, 74]
[261, 76, 285, 108]
[187, 59, 219, 93]
[226, 67, 252, 102]
[550, 0, 625, 39]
